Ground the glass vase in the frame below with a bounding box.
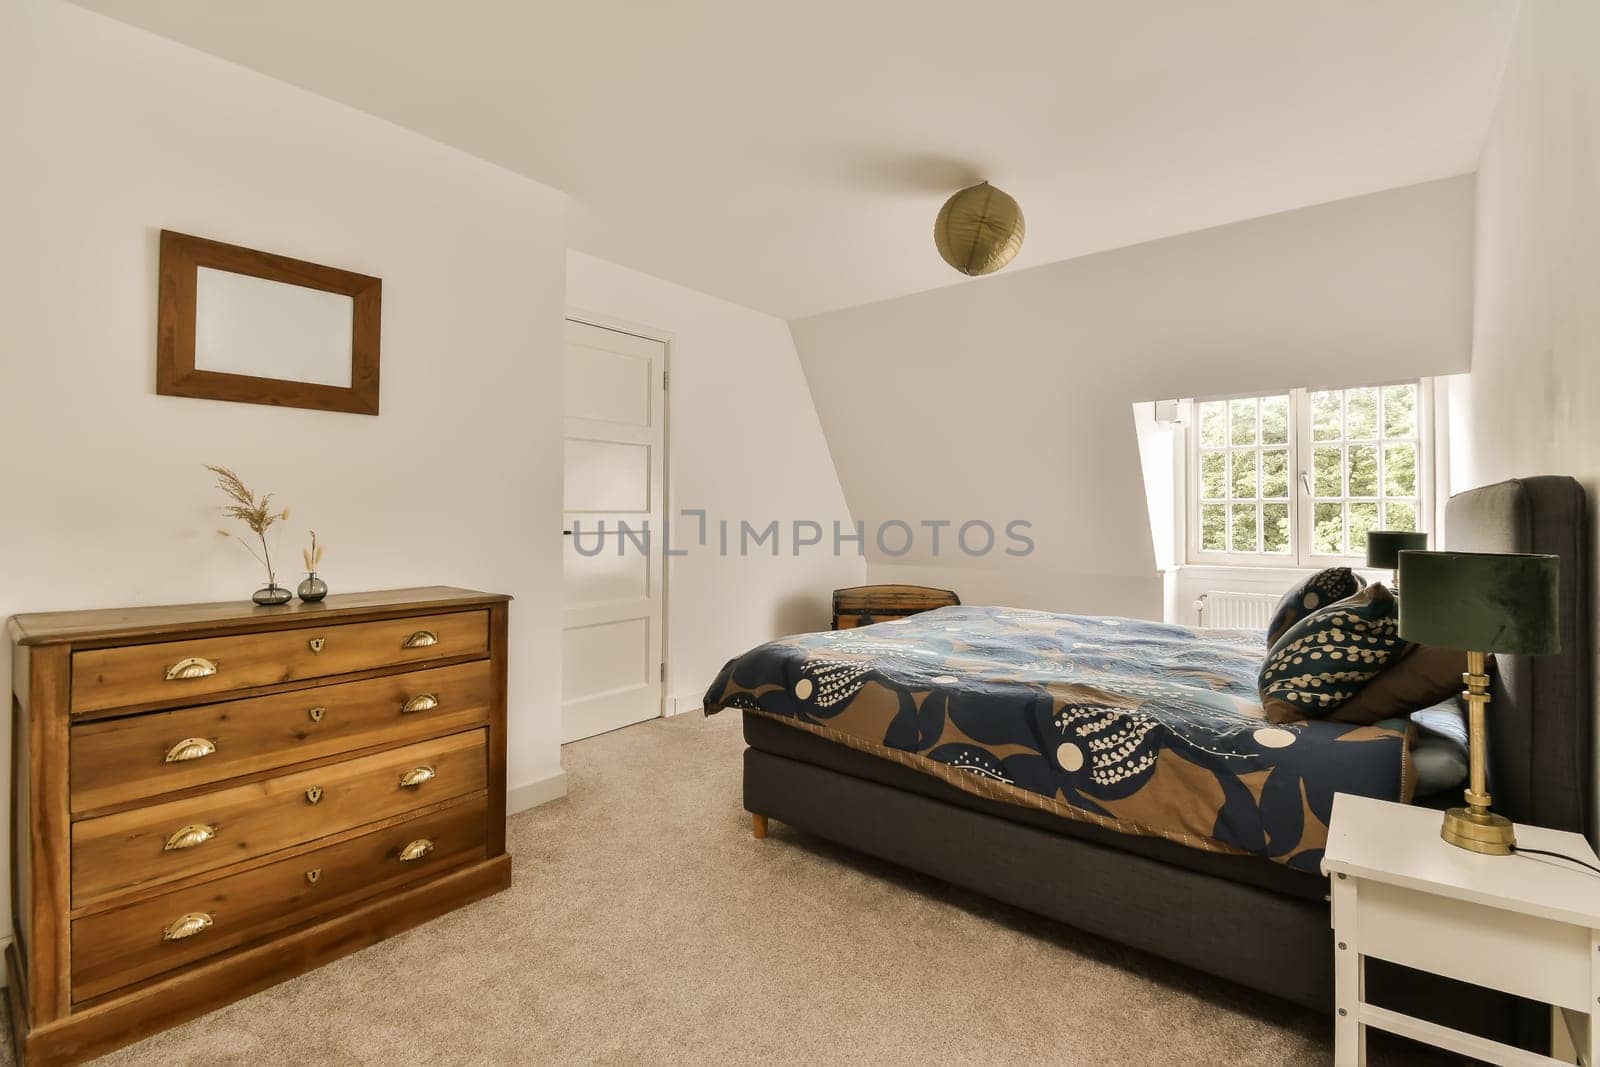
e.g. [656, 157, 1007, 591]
[297, 572, 329, 603]
[252, 583, 292, 606]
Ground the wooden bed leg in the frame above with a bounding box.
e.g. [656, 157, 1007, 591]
[751, 813, 769, 839]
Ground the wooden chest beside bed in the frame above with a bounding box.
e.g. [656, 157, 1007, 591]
[831, 584, 960, 630]
[6, 587, 512, 1065]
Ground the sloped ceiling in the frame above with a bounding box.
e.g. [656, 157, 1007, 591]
[789, 178, 1477, 616]
[69, 0, 1516, 319]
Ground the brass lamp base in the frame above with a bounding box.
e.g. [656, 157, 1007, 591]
[1437, 649, 1516, 856]
[1441, 806, 1516, 856]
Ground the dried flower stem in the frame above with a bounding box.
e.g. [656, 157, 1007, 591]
[303, 530, 324, 573]
[207, 465, 290, 588]
[258, 529, 276, 587]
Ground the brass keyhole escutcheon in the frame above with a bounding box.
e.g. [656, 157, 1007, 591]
[308, 706, 326, 723]
[305, 786, 323, 805]
[309, 636, 326, 654]
[306, 868, 321, 885]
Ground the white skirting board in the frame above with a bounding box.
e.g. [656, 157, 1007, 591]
[507, 768, 569, 815]
[666, 691, 705, 718]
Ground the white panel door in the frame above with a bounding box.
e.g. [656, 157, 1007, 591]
[561, 319, 666, 743]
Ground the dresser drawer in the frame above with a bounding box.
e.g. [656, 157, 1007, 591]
[71, 796, 487, 1003]
[71, 730, 487, 906]
[71, 661, 495, 813]
[69, 610, 490, 714]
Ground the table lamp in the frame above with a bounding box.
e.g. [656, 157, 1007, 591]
[1366, 530, 1427, 587]
[1397, 549, 1561, 855]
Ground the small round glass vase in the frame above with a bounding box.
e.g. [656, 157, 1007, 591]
[252, 584, 293, 606]
[297, 573, 328, 603]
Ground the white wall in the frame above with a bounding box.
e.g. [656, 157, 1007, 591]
[791, 177, 1476, 619]
[1453, 0, 1600, 838]
[566, 252, 864, 710]
[1, 0, 571, 953]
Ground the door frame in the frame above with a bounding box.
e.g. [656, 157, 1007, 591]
[563, 306, 675, 718]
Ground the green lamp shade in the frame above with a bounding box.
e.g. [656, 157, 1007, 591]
[1397, 550, 1561, 654]
[1366, 530, 1427, 569]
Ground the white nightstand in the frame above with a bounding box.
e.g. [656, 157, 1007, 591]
[1323, 793, 1600, 1066]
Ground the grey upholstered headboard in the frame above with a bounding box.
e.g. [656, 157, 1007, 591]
[1445, 476, 1592, 842]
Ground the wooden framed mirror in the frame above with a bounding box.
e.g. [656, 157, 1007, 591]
[157, 230, 382, 415]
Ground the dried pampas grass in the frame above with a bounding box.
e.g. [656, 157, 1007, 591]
[207, 465, 288, 535]
[208, 464, 290, 587]
[303, 530, 325, 572]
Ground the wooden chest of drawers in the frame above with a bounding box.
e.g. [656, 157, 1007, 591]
[6, 587, 512, 1065]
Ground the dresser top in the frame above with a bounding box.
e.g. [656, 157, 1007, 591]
[8, 586, 508, 646]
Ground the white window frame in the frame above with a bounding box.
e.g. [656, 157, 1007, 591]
[1184, 379, 1434, 569]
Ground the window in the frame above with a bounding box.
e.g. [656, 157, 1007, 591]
[1188, 381, 1430, 566]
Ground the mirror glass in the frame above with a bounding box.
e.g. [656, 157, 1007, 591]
[194, 267, 354, 388]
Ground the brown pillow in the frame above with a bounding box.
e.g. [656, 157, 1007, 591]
[1328, 644, 1472, 725]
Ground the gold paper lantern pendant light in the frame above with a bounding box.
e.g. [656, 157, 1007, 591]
[934, 181, 1025, 276]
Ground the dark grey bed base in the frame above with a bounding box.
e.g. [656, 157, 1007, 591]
[746, 746, 1335, 1002]
[741, 476, 1591, 1044]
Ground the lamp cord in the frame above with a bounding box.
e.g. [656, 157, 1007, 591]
[1511, 845, 1600, 876]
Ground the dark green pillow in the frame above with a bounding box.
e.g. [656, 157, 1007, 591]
[1265, 567, 1366, 645]
[1259, 584, 1406, 723]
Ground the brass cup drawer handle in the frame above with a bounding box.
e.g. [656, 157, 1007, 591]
[162, 912, 214, 942]
[401, 693, 439, 714]
[165, 737, 216, 763]
[402, 630, 438, 649]
[398, 838, 435, 863]
[164, 823, 217, 851]
[165, 657, 218, 681]
[399, 765, 436, 789]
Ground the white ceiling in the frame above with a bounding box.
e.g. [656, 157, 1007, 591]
[70, 0, 1518, 320]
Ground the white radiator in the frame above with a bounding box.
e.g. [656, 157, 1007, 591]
[1194, 590, 1277, 629]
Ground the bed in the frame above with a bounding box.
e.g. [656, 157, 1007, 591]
[705, 476, 1591, 1046]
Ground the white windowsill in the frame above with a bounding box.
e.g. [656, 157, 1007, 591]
[1175, 562, 1390, 585]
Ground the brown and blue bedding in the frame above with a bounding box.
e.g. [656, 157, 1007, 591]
[705, 606, 1414, 873]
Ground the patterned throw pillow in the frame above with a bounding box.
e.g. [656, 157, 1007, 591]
[1258, 584, 1405, 724]
[1265, 567, 1367, 646]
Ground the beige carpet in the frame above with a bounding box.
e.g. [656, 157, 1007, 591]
[4, 712, 1451, 1064]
